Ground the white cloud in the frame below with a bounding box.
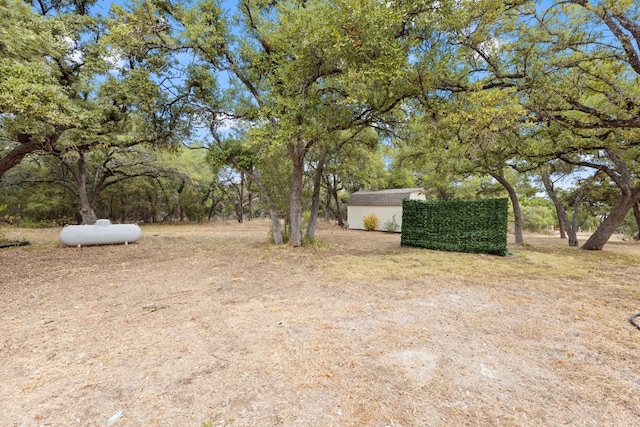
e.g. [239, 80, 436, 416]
[63, 36, 83, 64]
[216, 117, 237, 133]
[105, 48, 125, 72]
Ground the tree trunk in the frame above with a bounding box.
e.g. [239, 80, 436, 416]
[208, 198, 216, 222]
[156, 179, 173, 223]
[569, 189, 583, 247]
[249, 181, 282, 243]
[247, 182, 253, 221]
[151, 192, 158, 223]
[288, 142, 305, 247]
[492, 171, 523, 245]
[541, 166, 578, 246]
[556, 204, 567, 239]
[332, 177, 344, 227]
[268, 205, 283, 244]
[306, 146, 326, 240]
[237, 171, 244, 223]
[76, 149, 98, 225]
[228, 156, 284, 244]
[582, 191, 640, 250]
[177, 180, 186, 222]
[576, 149, 640, 250]
[324, 190, 331, 221]
[322, 173, 339, 223]
[632, 202, 640, 239]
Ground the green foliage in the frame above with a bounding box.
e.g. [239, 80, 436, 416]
[619, 210, 640, 238]
[401, 198, 509, 256]
[3, 0, 637, 250]
[363, 213, 379, 231]
[0, 144, 222, 225]
[0, 203, 19, 225]
[201, 413, 235, 427]
[183, 0, 423, 245]
[520, 197, 556, 232]
[521, 205, 556, 233]
[384, 215, 399, 233]
[302, 234, 330, 249]
[302, 211, 311, 226]
[0, 160, 77, 225]
[0, 0, 73, 126]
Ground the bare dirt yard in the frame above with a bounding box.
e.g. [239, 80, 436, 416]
[1, 221, 639, 426]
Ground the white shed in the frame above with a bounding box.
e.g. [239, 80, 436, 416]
[347, 188, 426, 232]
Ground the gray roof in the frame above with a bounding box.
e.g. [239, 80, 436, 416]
[348, 188, 425, 207]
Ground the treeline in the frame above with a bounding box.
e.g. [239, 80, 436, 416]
[2, 0, 640, 249]
[0, 145, 355, 226]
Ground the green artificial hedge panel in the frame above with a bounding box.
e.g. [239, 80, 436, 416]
[401, 198, 509, 256]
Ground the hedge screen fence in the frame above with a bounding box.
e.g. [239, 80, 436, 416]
[401, 198, 509, 256]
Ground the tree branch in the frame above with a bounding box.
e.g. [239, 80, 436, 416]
[557, 152, 626, 191]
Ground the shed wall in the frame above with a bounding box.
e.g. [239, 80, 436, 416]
[347, 206, 404, 231]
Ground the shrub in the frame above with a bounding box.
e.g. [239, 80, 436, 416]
[302, 234, 331, 249]
[363, 213, 379, 231]
[384, 215, 399, 232]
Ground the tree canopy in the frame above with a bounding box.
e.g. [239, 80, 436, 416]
[2, 0, 640, 250]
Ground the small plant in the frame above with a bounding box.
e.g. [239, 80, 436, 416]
[363, 213, 379, 231]
[384, 215, 399, 232]
[302, 234, 331, 249]
[302, 211, 311, 226]
[281, 224, 290, 243]
[201, 413, 235, 426]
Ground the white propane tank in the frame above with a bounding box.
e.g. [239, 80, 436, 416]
[59, 219, 142, 247]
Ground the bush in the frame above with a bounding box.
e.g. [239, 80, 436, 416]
[363, 213, 379, 231]
[384, 215, 399, 232]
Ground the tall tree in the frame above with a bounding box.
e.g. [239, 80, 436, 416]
[512, 1, 640, 249]
[1, 0, 191, 225]
[0, 0, 83, 177]
[183, 0, 432, 246]
[56, 0, 191, 223]
[425, 0, 640, 249]
[308, 127, 387, 234]
[396, 84, 531, 244]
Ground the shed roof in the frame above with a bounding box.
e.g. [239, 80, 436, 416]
[348, 188, 425, 207]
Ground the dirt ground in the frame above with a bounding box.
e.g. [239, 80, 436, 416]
[1, 221, 639, 426]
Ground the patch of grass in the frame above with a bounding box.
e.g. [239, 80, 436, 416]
[317, 230, 640, 290]
[302, 235, 331, 249]
[0, 229, 29, 248]
[3, 222, 640, 426]
[201, 413, 235, 426]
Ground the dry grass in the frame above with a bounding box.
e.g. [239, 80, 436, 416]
[1, 221, 639, 426]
